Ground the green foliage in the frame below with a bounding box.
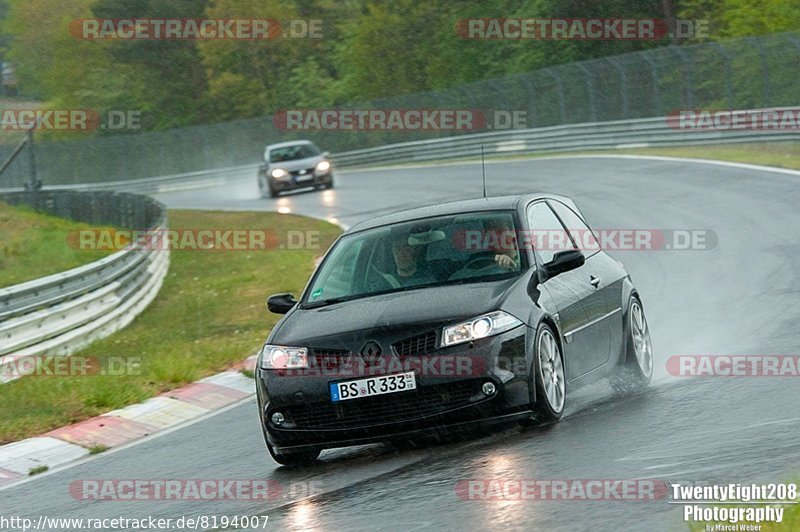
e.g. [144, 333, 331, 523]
[1, 0, 798, 130]
[679, 0, 800, 38]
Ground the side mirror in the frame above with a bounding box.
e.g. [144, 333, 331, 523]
[543, 249, 585, 279]
[267, 293, 297, 314]
[322, 151, 331, 159]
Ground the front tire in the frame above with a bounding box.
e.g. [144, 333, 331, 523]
[610, 296, 653, 393]
[258, 176, 268, 199]
[521, 323, 566, 425]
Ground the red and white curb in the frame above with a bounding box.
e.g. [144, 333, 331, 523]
[0, 355, 258, 487]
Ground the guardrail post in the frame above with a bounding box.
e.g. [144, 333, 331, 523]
[522, 76, 537, 127]
[711, 42, 735, 109]
[747, 37, 772, 107]
[576, 62, 597, 122]
[672, 46, 695, 108]
[608, 57, 628, 119]
[543, 68, 567, 124]
[641, 53, 662, 116]
[26, 126, 40, 191]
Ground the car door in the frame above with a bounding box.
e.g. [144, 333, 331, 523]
[527, 201, 607, 380]
[548, 199, 619, 369]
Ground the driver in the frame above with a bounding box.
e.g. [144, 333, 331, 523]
[485, 217, 520, 271]
[387, 235, 437, 288]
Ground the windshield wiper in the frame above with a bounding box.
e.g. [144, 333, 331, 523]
[303, 296, 360, 309]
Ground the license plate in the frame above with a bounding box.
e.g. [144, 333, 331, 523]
[330, 372, 416, 402]
[295, 174, 313, 182]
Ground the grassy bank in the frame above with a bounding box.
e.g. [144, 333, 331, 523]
[618, 142, 800, 171]
[0, 202, 115, 288]
[387, 141, 800, 173]
[0, 209, 341, 443]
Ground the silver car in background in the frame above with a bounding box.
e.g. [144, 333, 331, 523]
[258, 140, 334, 198]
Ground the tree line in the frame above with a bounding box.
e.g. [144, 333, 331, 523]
[1, 0, 798, 132]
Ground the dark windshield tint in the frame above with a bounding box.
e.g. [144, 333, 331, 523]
[303, 211, 525, 307]
[269, 143, 321, 163]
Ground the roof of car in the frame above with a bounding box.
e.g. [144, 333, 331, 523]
[346, 193, 576, 233]
[265, 140, 315, 150]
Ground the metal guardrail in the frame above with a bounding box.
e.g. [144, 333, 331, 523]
[1, 109, 793, 195]
[0, 191, 169, 383]
[332, 111, 800, 168]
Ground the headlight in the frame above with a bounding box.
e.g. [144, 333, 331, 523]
[271, 168, 288, 178]
[441, 311, 522, 347]
[259, 344, 308, 369]
[316, 160, 331, 172]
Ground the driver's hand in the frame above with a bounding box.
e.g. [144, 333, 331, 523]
[494, 254, 515, 270]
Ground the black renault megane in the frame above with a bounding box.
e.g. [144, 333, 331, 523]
[256, 194, 653, 465]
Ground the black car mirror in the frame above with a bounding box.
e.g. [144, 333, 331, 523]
[267, 293, 297, 314]
[543, 249, 585, 279]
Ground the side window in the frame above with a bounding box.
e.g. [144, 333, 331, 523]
[549, 201, 600, 255]
[527, 202, 576, 264]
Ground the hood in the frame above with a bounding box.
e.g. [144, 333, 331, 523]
[268, 277, 522, 351]
[269, 155, 324, 172]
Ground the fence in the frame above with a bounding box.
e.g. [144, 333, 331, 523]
[0, 191, 168, 383]
[0, 109, 789, 195]
[0, 32, 798, 188]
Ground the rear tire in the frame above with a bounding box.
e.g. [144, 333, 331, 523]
[610, 296, 653, 394]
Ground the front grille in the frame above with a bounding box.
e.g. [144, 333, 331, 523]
[290, 167, 315, 177]
[284, 380, 480, 429]
[393, 331, 438, 356]
[311, 348, 351, 371]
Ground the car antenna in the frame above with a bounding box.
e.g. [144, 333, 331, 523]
[481, 144, 487, 198]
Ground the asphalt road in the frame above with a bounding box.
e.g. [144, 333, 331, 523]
[2, 156, 799, 531]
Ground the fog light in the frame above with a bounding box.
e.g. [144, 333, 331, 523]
[271, 412, 285, 425]
[482, 382, 496, 395]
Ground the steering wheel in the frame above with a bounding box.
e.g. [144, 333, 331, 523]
[462, 256, 499, 270]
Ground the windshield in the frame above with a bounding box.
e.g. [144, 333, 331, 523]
[304, 211, 524, 307]
[268, 143, 320, 163]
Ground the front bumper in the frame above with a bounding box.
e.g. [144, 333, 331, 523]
[270, 172, 332, 191]
[256, 327, 532, 452]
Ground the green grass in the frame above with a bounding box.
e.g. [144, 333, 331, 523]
[0, 202, 116, 288]
[28, 465, 48, 476]
[0, 209, 341, 444]
[617, 142, 800, 171]
[88, 444, 109, 455]
[373, 141, 800, 174]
